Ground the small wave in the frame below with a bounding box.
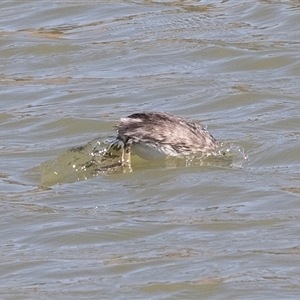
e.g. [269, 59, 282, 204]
[217, 142, 248, 169]
[39, 138, 248, 186]
[39, 138, 122, 186]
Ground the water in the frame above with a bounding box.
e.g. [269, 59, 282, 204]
[1, 0, 300, 299]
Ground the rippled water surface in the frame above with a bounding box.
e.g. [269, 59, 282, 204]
[1, 1, 300, 299]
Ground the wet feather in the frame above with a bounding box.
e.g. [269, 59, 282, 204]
[115, 112, 217, 160]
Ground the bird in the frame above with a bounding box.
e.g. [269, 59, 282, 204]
[107, 111, 218, 168]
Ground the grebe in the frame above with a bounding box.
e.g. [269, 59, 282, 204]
[107, 111, 218, 168]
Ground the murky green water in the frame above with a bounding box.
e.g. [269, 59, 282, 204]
[1, 1, 300, 299]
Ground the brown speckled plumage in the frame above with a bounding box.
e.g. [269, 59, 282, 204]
[109, 112, 218, 166]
